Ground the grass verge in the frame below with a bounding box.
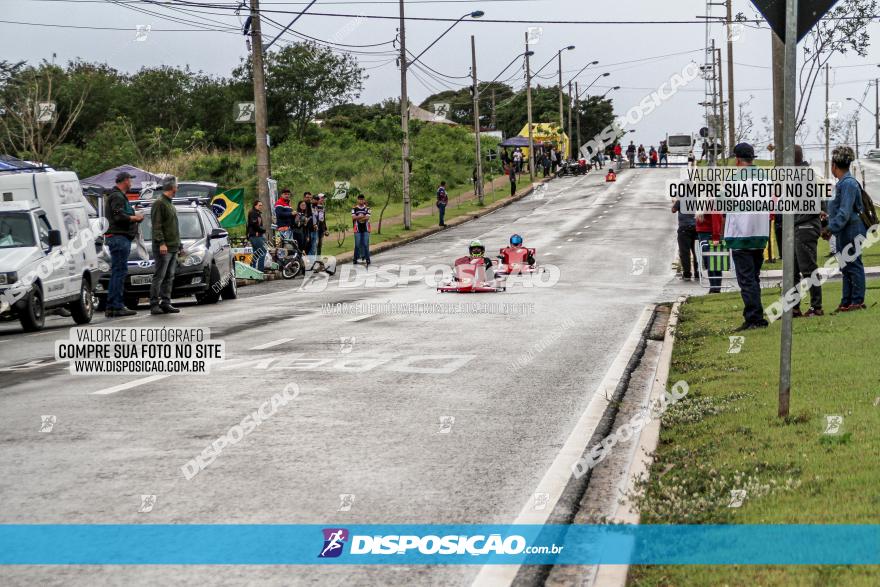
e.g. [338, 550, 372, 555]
[628, 280, 880, 587]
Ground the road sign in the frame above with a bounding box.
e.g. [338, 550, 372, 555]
[749, 0, 837, 41]
[234, 102, 256, 123]
[35, 101, 56, 123]
[699, 126, 709, 138]
[332, 181, 349, 200]
[432, 103, 450, 121]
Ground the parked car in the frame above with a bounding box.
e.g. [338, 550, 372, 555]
[95, 199, 236, 309]
[865, 148, 880, 160]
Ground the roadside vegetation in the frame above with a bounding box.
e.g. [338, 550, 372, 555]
[628, 280, 880, 586]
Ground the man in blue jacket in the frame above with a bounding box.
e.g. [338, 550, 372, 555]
[825, 146, 867, 311]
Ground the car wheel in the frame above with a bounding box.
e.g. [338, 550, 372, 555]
[18, 285, 45, 332]
[95, 294, 107, 311]
[220, 268, 238, 300]
[69, 277, 95, 324]
[196, 265, 221, 304]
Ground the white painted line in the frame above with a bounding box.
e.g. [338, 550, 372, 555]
[556, 245, 563, 249]
[471, 306, 655, 587]
[576, 232, 583, 235]
[566, 238, 573, 242]
[347, 314, 375, 322]
[250, 337, 294, 351]
[91, 374, 170, 396]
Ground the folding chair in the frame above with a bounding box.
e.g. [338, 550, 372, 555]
[694, 241, 739, 291]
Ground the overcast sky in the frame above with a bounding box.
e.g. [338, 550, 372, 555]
[4, 0, 880, 160]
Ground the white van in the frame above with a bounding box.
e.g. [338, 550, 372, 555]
[0, 170, 101, 331]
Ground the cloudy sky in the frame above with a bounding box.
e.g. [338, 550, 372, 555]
[4, 0, 880, 161]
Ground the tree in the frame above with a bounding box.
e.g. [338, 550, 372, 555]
[0, 62, 88, 163]
[796, 0, 877, 130]
[238, 42, 365, 140]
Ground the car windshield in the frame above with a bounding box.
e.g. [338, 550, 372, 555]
[140, 211, 203, 241]
[668, 135, 692, 147]
[177, 184, 217, 199]
[0, 212, 36, 248]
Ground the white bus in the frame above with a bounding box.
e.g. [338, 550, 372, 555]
[666, 133, 695, 158]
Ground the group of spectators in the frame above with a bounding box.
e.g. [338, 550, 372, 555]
[105, 171, 182, 317]
[674, 142, 869, 331]
[625, 141, 669, 168]
[261, 190, 329, 267]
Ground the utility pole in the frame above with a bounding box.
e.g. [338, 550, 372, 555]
[778, 0, 798, 419]
[772, 32, 784, 166]
[490, 86, 496, 130]
[716, 47, 726, 162]
[567, 82, 573, 159]
[471, 35, 484, 205]
[825, 64, 830, 177]
[249, 0, 272, 233]
[575, 81, 581, 158]
[525, 32, 535, 181]
[855, 113, 860, 159]
[726, 0, 735, 153]
[558, 51, 564, 156]
[398, 0, 411, 229]
[875, 78, 879, 148]
[710, 38, 719, 164]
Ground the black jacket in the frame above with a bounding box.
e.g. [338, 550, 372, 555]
[105, 187, 137, 239]
[247, 208, 265, 238]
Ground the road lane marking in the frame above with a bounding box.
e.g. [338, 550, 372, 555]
[471, 306, 655, 587]
[250, 338, 294, 350]
[566, 238, 573, 242]
[91, 374, 170, 396]
[347, 314, 375, 322]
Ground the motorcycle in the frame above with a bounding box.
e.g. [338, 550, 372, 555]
[270, 233, 305, 279]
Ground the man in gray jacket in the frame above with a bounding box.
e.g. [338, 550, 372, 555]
[787, 145, 823, 317]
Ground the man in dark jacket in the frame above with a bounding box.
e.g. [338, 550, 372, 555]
[105, 171, 143, 317]
[149, 177, 181, 315]
[247, 200, 267, 272]
[786, 145, 823, 316]
[274, 189, 294, 240]
[313, 194, 328, 255]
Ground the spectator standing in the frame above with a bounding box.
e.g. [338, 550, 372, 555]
[550, 148, 558, 173]
[659, 141, 669, 167]
[783, 145, 824, 316]
[104, 171, 144, 317]
[149, 176, 181, 315]
[314, 194, 328, 255]
[436, 181, 449, 227]
[672, 199, 699, 280]
[649, 146, 658, 167]
[626, 141, 636, 168]
[274, 189, 294, 240]
[696, 211, 724, 293]
[825, 145, 867, 312]
[687, 151, 696, 167]
[725, 143, 770, 330]
[513, 148, 523, 173]
[701, 140, 709, 161]
[508, 164, 517, 196]
[501, 148, 510, 168]
[351, 194, 372, 267]
[304, 192, 318, 260]
[613, 143, 623, 162]
[541, 152, 551, 177]
[291, 200, 310, 253]
[247, 200, 267, 272]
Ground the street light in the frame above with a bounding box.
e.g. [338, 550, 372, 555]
[576, 72, 611, 99]
[487, 50, 534, 85]
[600, 85, 621, 99]
[847, 97, 870, 158]
[566, 60, 599, 86]
[400, 8, 483, 229]
[409, 11, 484, 66]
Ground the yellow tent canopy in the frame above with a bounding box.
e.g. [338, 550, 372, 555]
[516, 123, 569, 160]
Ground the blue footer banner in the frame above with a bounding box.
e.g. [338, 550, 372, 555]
[0, 525, 877, 565]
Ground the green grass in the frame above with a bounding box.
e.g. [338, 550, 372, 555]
[628, 281, 880, 586]
[762, 228, 880, 271]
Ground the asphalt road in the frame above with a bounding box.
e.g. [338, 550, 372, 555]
[0, 167, 689, 586]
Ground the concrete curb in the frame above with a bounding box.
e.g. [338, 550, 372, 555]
[592, 296, 686, 587]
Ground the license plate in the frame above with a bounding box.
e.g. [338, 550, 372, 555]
[131, 275, 152, 286]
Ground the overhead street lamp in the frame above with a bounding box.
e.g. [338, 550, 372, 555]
[399, 8, 483, 229]
[600, 85, 620, 99]
[847, 97, 871, 158]
[576, 72, 611, 99]
[566, 60, 599, 86]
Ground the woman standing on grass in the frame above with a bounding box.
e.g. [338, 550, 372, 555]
[292, 200, 311, 254]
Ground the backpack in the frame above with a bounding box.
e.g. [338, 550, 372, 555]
[857, 183, 879, 229]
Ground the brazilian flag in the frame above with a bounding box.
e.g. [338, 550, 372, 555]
[211, 188, 246, 228]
